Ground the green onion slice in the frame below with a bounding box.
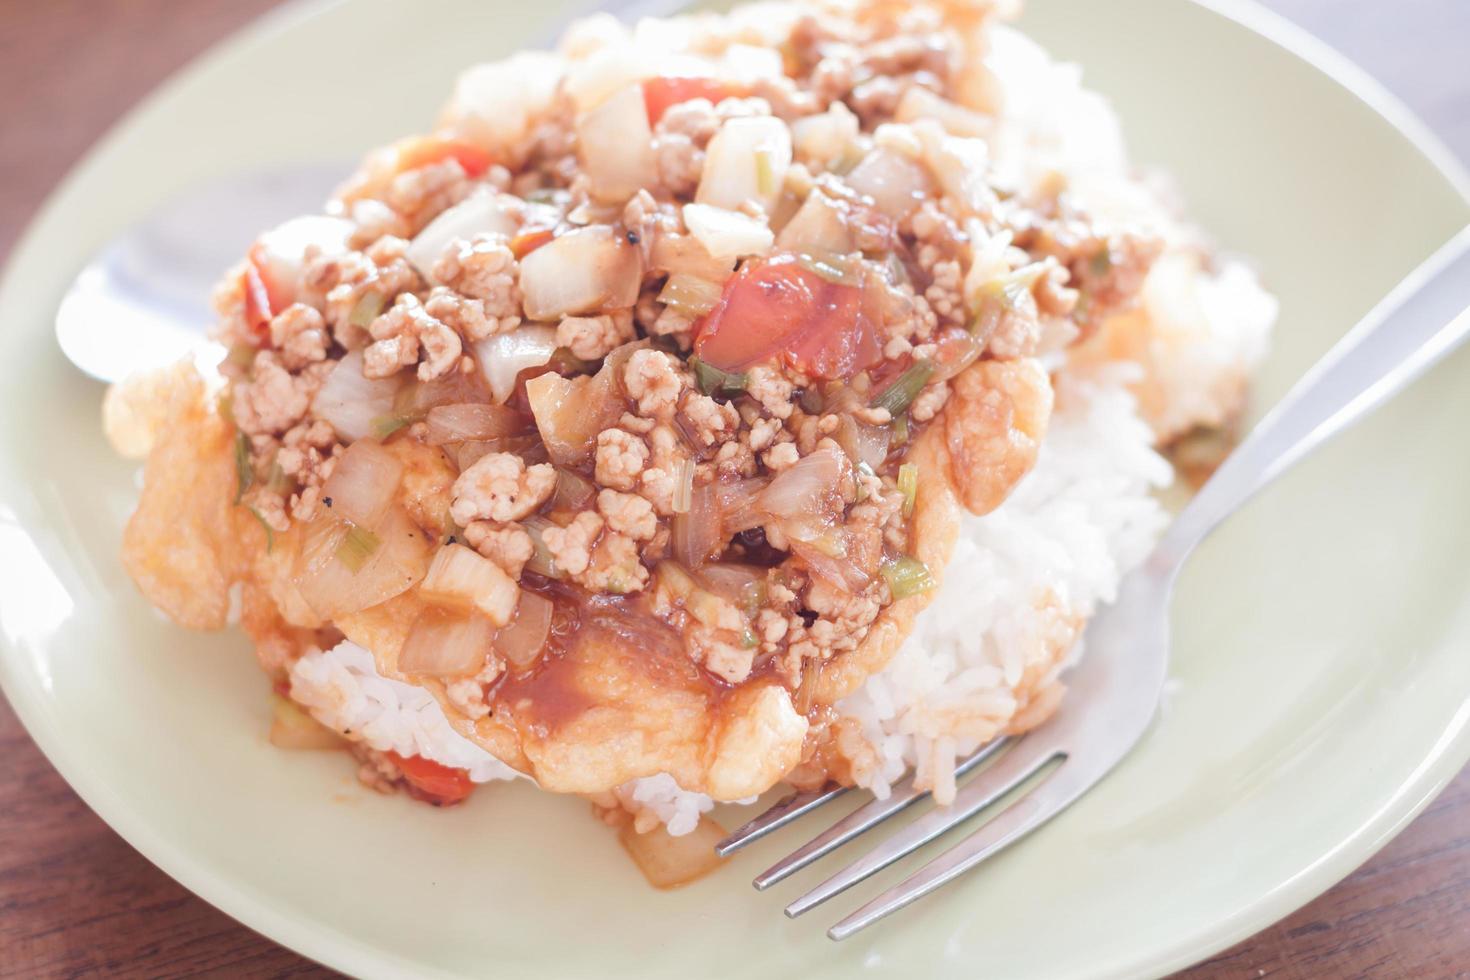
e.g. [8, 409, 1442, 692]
[234, 432, 253, 504]
[881, 556, 936, 599]
[336, 525, 381, 573]
[870, 359, 935, 416]
[348, 292, 386, 329]
[897, 462, 918, 518]
[371, 414, 413, 439]
[690, 356, 749, 396]
[249, 507, 275, 553]
[891, 412, 911, 447]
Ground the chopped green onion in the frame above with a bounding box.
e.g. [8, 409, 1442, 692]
[891, 412, 911, 447]
[690, 356, 749, 396]
[522, 517, 563, 580]
[794, 656, 821, 714]
[870, 359, 935, 416]
[658, 274, 724, 318]
[739, 627, 759, 650]
[671, 457, 696, 514]
[546, 347, 599, 377]
[349, 292, 386, 329]
[897, 462, 918, 518]
[265, 460, 293, 495]
[248, 507, 275, 553]
[234, 432, 253, 504]
[977, 264, 1046, 315]
[525, 188, 560, 205]
[1089, 249, 1113, 277]
[795, 251, 864, 286]
[881, 556, 935, 599]
[755, 148, 777, 196]
[336, 525, 381, 573]
[740, 579, 768, 617]
[372, 414, 413, 439]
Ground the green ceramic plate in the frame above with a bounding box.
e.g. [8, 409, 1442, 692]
[2, 1, 1467, 976]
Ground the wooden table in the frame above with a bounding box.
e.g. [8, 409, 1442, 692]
[2, 1, 1467, 976]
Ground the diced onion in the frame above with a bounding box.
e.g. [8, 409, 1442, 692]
[525, 351, 629, 465]
[714, 476, 769, 534]
[420, 543, 520, 626]
[322, 439, 404, 529]
[791, 102, 861, 168]
[409, 367, 495, 412]
[619, 816, 726, 889]
[552, 468, 597, 512]
[650, 233, 735, 282]
[577, 84, 657, 203]
[519, 225, 642, 320]
[407, 190, 520, 280]
[493, 590, 553, 669]
[843, 147, 932, 218]
[696, 116, 791, 213]
[254, 216, 355, 302]
[682, 203, 773, 262]
[671, 481, 721, 568]
[834, 416, 891, 470]
[471, 325, 559, 404]
[424, 403, 524, 445]
[268, 694, 344, 750]
[775, 192, 854, 255]
[294, 507, 431, 619]
[400, 606, 495, 677]
[791, 537, 870, 594]
[758, 446, 847, 526]
[658, 273, 724, 318]
[311, 350, 405, 443]
[696, 563, 766, 609]
[896, 87, 990, 138]
[443, 52, 566, 162]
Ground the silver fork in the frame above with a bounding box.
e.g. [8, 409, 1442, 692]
[716, 224, 1470, 940]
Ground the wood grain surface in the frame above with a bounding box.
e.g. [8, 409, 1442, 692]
[1, 1, 1467, 977]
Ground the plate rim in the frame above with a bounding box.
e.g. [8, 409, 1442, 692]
[1, 0, 1468, 977]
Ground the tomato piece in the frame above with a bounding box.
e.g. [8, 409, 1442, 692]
[394, 135, 496, 178]
[642, 77, 737, 126]
[241, 243, 296, 338]
[509, 227, 555, 259]
[388, 752, 475, 805]
[693, 255, 883, 380]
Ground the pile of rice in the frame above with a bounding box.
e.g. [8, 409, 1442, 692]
[287, 21, 1276, 833]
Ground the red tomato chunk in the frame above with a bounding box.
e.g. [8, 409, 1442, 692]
[693, 255, 883, 380]
[642, 76, 738, 126]
[388, 752, 475, 805]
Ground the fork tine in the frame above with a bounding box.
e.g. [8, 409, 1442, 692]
[827, 759, 1093, 940]
[714, 785, 849, 857]
[752, 738, 1008, 890]
[785, 735, 1061, 918]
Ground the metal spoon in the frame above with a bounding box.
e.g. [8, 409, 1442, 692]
[55, 163, 346, 383]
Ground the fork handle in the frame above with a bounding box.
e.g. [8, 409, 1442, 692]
[1160, 224, 1470, 564]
